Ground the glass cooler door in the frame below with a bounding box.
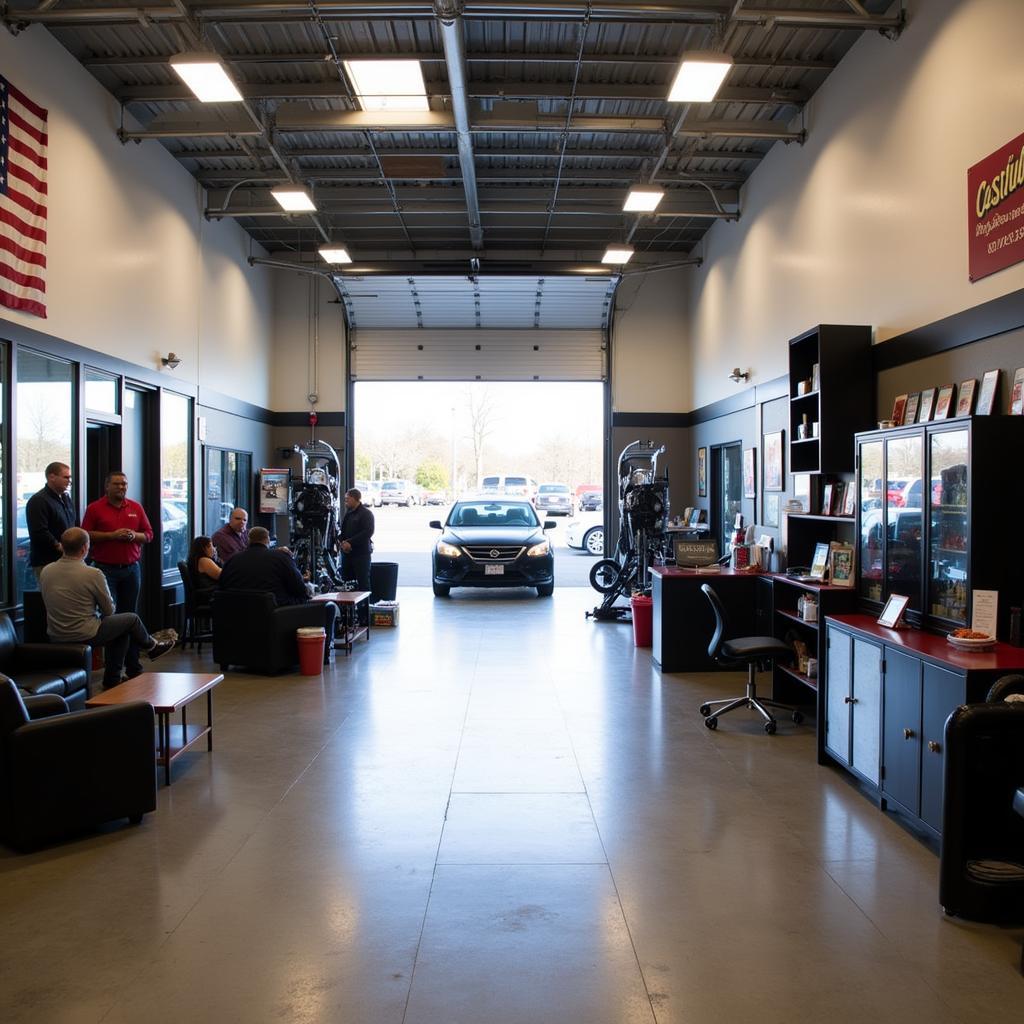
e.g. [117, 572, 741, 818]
[928, 428, 969, 625]
[884, 433, 922, 611]
[859, 440, 884, 604]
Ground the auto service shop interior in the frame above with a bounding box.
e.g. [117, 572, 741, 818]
[2, 2, 1024, 1022]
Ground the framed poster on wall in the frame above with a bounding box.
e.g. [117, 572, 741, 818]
[743, 447, 756, 499]
[763, 431, 784, 491]
[259, 468, 290, 515]
[697, 447, 707, 497]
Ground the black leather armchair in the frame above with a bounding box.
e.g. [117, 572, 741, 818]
[0, 611, 91, 711]
[211, 590, 338, 674]
[0, 678, 156, 851]
[940, 675, 1024, 925]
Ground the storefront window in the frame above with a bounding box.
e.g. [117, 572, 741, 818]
[205, 448, 252, 533]
[0, 344, 6, 605]
[160, 391, 191, 574]
[84, 368, 119, 414]
[16, 350, 73, 600]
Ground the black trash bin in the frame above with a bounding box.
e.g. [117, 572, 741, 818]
[370, 562, 399, 602]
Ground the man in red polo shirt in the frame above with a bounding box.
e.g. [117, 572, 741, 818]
[82, 470, 154, 680]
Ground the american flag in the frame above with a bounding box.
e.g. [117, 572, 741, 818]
[0, 75, 47, 318]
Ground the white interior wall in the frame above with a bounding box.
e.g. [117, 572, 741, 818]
[611, 268, 691, 412]
[688, 0, 1024, 409]
[0, 25, 274, 407]
[270, 271, 347, 413]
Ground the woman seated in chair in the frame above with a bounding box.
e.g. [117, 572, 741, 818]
[187, 536, 221, 598]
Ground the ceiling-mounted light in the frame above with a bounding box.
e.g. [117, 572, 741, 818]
[344, 59, 429, 112]
[319, 246, 353, 264]
[602, 245, 634, 265]
[668, 51, 734, 103]
[271, 186, 316, 212]
[169, 52, 242, 103]
[624, 187, 665, 212]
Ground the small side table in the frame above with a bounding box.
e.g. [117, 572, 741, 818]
[311, 591, 371, 655]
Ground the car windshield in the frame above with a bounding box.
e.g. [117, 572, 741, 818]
[505, 477, 527, 487]
[449, 501, 538, 528]
[539, 484, 569, 493]
[382, 482, 401, 490]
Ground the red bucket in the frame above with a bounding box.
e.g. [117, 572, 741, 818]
[630, 594, 653, 647]
[296, 627, 326, 675]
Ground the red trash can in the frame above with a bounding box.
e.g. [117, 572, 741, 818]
[631, 594, 653, 647]
[296, 627, 326, 675]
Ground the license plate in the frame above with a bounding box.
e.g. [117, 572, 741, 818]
[485, 564, 505, 575]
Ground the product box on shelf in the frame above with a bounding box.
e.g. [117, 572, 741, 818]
[370, 601, 399, 627]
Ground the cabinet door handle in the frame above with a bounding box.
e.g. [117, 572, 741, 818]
[903, 728, 915, 740]
[844, 696, 858, 704]
[927, 740, 941, 753]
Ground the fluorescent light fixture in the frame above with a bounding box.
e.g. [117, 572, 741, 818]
[271, 187, 316, 212]
[319, 247, 352, 264]
[624, 187, 665, 212]
[169, 52, 242, 103]
[602, 245, 634, 265]
[667, 51, 734, 103]
[344, 59, 429, 112]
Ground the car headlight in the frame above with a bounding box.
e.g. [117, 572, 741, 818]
[526, 540, 550, 557]
[437, 541, 462, 558]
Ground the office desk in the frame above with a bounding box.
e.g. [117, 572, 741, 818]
[651, 566, 768, 672]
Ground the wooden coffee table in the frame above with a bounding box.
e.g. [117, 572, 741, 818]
[310, 591, 371, 654]
[87, 672, 224, 785]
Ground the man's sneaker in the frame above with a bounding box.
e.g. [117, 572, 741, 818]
[147, 639, 175, 661]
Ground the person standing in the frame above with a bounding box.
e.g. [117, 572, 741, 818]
[25, 461, 76, 584]
[81, 471, 154, 680]
[41, 528, 174, 689]
[212, 507, 249, 564]
[339, 488, 375, 593]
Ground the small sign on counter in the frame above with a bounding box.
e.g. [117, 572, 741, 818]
[971, 589, 998, 639]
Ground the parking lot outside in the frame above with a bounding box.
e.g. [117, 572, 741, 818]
[369, 502, 599, 589]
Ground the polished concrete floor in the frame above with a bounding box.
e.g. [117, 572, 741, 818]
[2, 587, 1022, 1023]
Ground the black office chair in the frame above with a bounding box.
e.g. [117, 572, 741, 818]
[698, 583, 802, 735]
[177, 561, 213, 653]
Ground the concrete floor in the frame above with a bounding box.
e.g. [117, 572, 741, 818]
[2, 586, 1021, 1022]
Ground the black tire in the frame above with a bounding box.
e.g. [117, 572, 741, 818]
[705, 717, 718, 730]
[536, 582, 554, 597]
[764, 720, 777, 735]
[583, 528, 604, 556]
[432, 582, 450, 597]
[589, 558, 622, 594]
[699, 703, 711, 717]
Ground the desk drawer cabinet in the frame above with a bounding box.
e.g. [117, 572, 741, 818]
[824, 625, 881, 786]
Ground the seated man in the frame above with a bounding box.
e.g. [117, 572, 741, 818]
[39, 528, 175, 690]
[219, 527, 310, 606]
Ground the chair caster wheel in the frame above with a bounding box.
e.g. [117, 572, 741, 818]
[699, 703, 711, 717]
[792, 711, 804, 724]
[705, 717, 718, 730]
[764, 720, 777, 735]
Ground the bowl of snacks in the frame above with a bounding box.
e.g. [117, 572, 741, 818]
[947, 628, 995, 651]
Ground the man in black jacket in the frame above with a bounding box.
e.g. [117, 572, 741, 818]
[339, 488, 375, 593]
[26, 462, 76, 584]
[219, 527, 310, 606]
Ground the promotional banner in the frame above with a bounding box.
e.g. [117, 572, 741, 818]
[968, 131, 1024, 282]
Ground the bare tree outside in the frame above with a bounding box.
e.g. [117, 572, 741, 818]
[465, 386, 498, 487]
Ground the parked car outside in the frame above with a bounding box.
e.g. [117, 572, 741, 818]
[379, 479, 419, 506]
[162, 501, 189, 565]
[579, 491, 603, 512]
[367, 481, 383, 507]
[565, 510, 604, 556]
[429, 499, 556, 597]
[480, 475, 538, 502]
[424, 489, 448, 505]
[575, 483, 601, 510]
[535, 482, 573, 516]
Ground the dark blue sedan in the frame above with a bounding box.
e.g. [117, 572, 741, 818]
[430, 499, 556, 598]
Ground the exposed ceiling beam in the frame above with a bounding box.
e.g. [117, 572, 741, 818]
[83, 51, 837, 72]
[3, 2, 906, 33]
[113, 81, 807, 105]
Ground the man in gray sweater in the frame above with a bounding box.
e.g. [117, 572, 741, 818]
[39, 528, 174, 689]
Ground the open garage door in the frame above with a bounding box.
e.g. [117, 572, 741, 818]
[342, 275, 613, 382]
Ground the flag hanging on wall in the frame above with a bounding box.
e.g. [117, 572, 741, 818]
[0, 74, 47, 318]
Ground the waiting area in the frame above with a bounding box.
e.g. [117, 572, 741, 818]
[2, 587, 1022, 1023]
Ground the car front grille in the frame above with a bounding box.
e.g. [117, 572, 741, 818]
[463, 544, 525, 563]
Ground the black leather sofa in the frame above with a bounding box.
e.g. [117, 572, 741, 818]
[0, 678, 156, 851]
[940, 674, 1024, 925]
[212, 590, 338, 674]
[0, 611, 91, 711]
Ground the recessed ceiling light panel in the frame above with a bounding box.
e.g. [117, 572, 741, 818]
[169, 52, 242, 103]
[319, 247, 353, 264]
[271, 187, 317, 212]
[624, 187, 665, 212]
[668, 51, 734, 103]
[344, 60, 429, 112]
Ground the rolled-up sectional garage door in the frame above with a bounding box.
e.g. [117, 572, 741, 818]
[342, 275, 612, 382]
